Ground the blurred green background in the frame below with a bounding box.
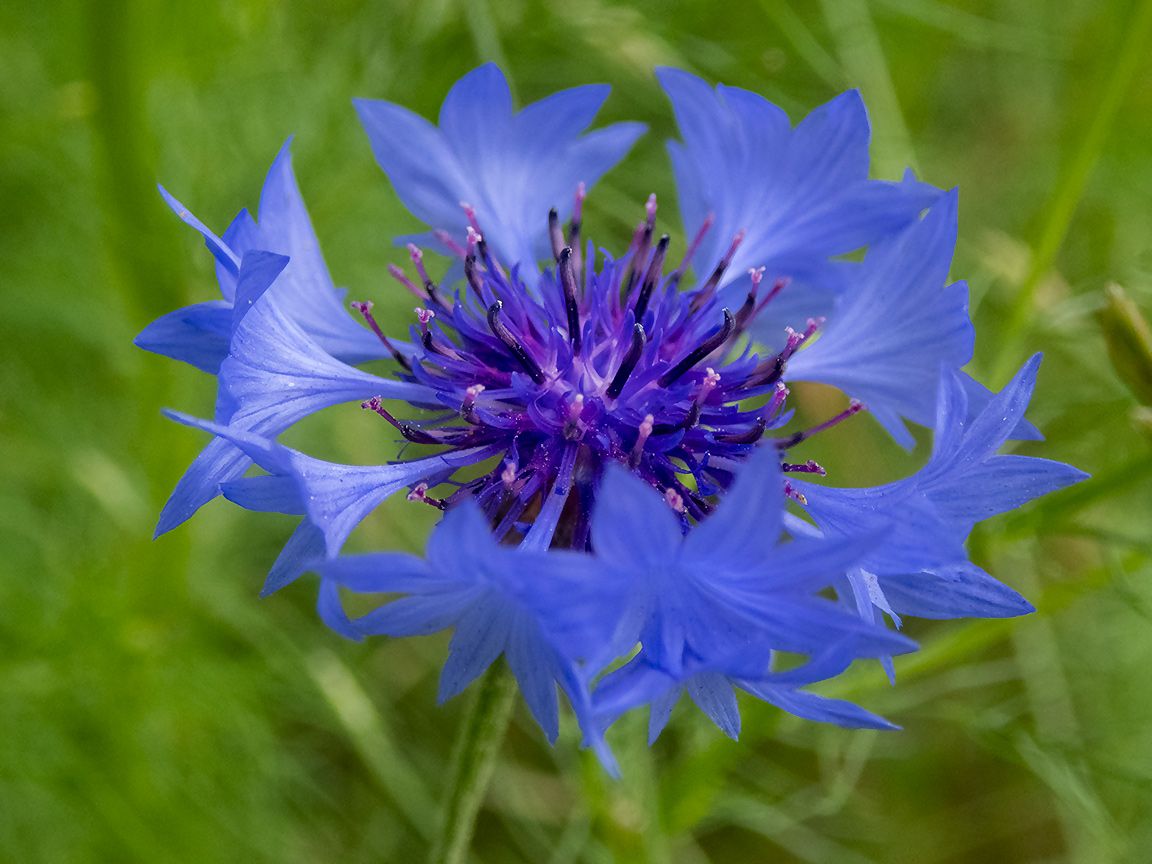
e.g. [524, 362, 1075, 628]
[4, 0, 1152, 861]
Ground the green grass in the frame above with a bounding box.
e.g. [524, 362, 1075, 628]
[4, 0, 1152, 861]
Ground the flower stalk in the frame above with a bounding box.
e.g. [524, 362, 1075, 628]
[428, 660, 518, 864]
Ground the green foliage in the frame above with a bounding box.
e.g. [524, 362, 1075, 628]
[3, 0, 1152, 861]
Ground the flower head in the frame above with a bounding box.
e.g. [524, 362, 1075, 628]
[140, 66, 1086, 766]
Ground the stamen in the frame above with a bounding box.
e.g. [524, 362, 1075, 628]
[407, 482, 447, 509]
[781, 317, 824, 361]
[633, 234, 670, 322]
[433, 229, 468, 259]
[628, 414, 654, 467]
[734, 267, 765, 331]
[460, 201, 482, 235]
[775, 399, 866, 450]
[464, 250, 485, 299]
[350, 300, 411, 371]
[607, 323, 646, 399]
[362, 397, 444, 445]
[651, 401, 701, 435]
[658, 309, 734, 387]
[783, 480, 808, 506]
[387, 264, 426, 301]
[461, 384, 485, 423]
[487, 301, 546, 384]
[663, 487, 685, 514]
[714, 415, 766, 444]
[754, 277, 790, 318]
[558, 247, 582, 355]
[548, 208, 564, 262]
[678, 213, 714, 273]
[568, 182, 585, 280]
[782, 459, 827, 476]
[689, 230, 745, 313]
[465, 226, 482, 256]
[407, 243, 443, 305]
[501, 459, 518, 488]
[697, 367, 721, 403]
[563, 393, 585, 441]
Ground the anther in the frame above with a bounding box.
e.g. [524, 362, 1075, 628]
[607, 323, 646, 399]
[465, 226, 482, 256]
[651, 401, 701, 435]
[775, 399, 866, 450]
[783, 480, 808, 506]
[461, 384, 484, 423]
[351, 300, 411, 371]
[658, 309, 734, 387]
[501, 459, 518, 488]
[568, 182, 585, 280]
[781, 317, 823, 361]
[782, 460, 826, 476]
[362, 398, 444, 445]
[628, 414, 654, 467]
[558, 247, 582, 356]
[689, 230, 744, 313]
[734, 267, 765, 332]
[407, 482, 447, 509]
[663, 487, 686, 514]
[407, 243, 442, 304]
[633, 234, 670, 322]
[714, 415, 766, 444]
[697, 367, 721, 403]
[563, 393, 585, 441]
[487, 301, 546, 384]
[387, 264, 426, 301]
[433, 229, 468, 259]
[548, 208, 564, 262]
[668, 213, 714, 290]
[464, 250, 485, 299]
[460, 201, 482, 235]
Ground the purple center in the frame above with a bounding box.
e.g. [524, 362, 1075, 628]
[355, 192, 860, 550]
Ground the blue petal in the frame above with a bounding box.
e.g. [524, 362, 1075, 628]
[658, 70, 940, 293]
[217, 208, 258, 300]
[133, 300, 231, 375]
[254, 140, 388, 363]
[358, 65, 643, 276]
[743, 682, 898, 730]
[784, 192, 974, 448]
[231, 250, 289, 332]
[220, 474, 305, 515]
[262, 520, 326, 596]
[590, 464, 682, 569]
[318, 578, 361, 641]
[505, 612, 563, 742]
[682, 444, 782, 567]
[879, 562, 1035, 619]
[685, 672, 741, 740]
[155, 435, 252, 537]
[158, 185, 240, 278]
[438, 593, 513, 703]
[218, 289, 430, 430]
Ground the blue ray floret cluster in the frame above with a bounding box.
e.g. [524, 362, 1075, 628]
[139, 64, 1087, 771]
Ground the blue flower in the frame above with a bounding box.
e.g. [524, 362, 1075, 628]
[139, 65, 1087, 760]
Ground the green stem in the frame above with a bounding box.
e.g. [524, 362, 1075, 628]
[427, 661, 518, 864]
